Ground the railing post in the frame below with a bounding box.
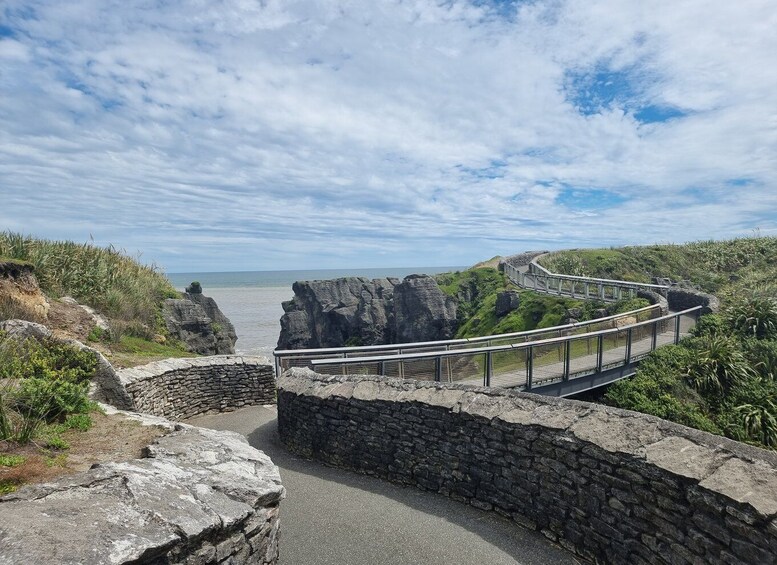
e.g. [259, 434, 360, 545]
[596, 334, 604, 372]
[584, 282, 589, 299]
[563, 340, 571, 381]
[625, 328, 633, 363]
[674, 314, 682, 344]
[434, 357, 442, 382]
[485, 351, 492, 386]
[378, 361, 386, 376]
[652, 321, 658, 350]
[599, 284, 605, 300]
[526, 346, 533, 391]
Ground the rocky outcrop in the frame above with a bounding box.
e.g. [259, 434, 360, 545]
[277, 275, 458, 349]
[495, 290, 521, 317]
[393, 275, 457, 343]
[668, 287, 720, 314]
[0, 423, 284, 564]
[278, 277, 398, 349]
[162, 286, 237, 355]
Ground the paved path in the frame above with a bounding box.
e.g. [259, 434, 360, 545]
[187, 406, 580, 565]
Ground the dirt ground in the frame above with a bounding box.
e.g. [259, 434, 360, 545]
[0, 411, 168, 493]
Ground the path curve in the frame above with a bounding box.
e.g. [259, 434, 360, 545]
[187, 406, 580, 565]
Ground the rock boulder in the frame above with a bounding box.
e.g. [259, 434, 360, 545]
[162, 287, 237, 355]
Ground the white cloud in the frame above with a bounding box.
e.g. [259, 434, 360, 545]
[0, 0, 775, 271]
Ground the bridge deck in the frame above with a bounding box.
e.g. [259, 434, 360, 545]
[457, 315, 693, 392]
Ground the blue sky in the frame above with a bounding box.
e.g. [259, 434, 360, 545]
[1, 1, 776, 273]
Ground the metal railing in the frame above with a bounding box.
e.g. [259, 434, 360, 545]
[307, 307, 702, 391]
[503, 259, 669, 302]
[274, 304, 661, 378]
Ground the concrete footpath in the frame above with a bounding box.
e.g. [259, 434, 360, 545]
[187, 406, 580, 565]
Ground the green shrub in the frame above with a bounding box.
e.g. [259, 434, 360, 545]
[725, 292, 777, 340]
[63, 413, 92, 431]
[605, 345, 720, 434]
[0, 454, 25, 467]
[15, 378, 90, 422]
[691, 314, 727, 338]
[43, 433, 70, 450]
[87, 326, 106, 342]
[0, 333, 95, 444]
[611, 297, 651, 315]
[684, 335, 754, 396]
[742, 338, 777, 380]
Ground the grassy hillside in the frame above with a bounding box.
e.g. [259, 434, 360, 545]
[0, 232, 189, 365]
[539, 236, 777, 301]
[540, 237, 777, 450]
[0, 232, 179, 337]
[435, 267, 644, 339]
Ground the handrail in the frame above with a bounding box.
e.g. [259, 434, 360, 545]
[274, 303, 658, 357]
[309, 307, 701, 367]
[520, 255, 669, 290]
[308, 306, 702, 393]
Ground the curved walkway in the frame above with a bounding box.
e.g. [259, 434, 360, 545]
[187, 406, 579, 565]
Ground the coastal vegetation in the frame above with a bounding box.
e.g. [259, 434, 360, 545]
[0, 231, 179, 340]
[436, 266, 647, 339]
[0, 331, 98, 493]
[0, 234, 190, 493]
[539, 236, 777, 299]
[541, 237, 777, 450]
[0, 232, 190, 364]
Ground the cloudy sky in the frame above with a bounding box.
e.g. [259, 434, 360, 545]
[1, 1, 776, 273]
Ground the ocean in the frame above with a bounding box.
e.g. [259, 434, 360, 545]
[167, 267, 463, 359]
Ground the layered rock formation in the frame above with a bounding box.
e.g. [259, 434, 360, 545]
[162, 285, 237, 355]
[393, 275, 457, 343]
[0, 422, 284, 564]
[277, 274, 457, 349]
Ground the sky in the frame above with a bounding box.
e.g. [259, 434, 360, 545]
[1, 1, 776, 273]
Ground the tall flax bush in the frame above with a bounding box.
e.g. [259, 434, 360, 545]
[0, 232, 178, 331]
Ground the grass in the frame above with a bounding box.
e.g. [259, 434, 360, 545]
[109, 335, 194, 368]
[539, 237, 777, 450]
[0, 231, 179, 335]
[540, 236, 777, 301]
[0, 454, 25, 467]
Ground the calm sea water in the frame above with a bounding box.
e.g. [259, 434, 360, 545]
[167, 267, 462, 358]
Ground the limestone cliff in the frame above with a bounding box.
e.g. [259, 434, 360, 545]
[162, 286, 237, 355]
[277, 274, 457, 349]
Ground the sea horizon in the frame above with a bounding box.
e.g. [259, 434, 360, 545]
[166, 266, 466, 290]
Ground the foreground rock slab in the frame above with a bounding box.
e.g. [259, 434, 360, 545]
[0, 424, 284, 564]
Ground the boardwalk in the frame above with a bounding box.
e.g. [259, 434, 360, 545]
[187, 406, 579, 565]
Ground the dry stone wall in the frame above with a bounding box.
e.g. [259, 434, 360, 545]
[119, 356, 275, 420]
[0, 422, 284, 564]
[278, 369, 777, 565]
